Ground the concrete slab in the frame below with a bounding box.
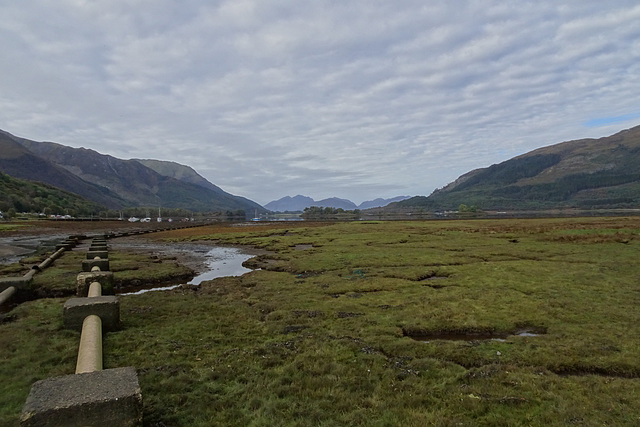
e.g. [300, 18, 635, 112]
[20, 367, 142, 427]
[86, 250, 109, 259]
[0, 276, 31, 292]
[63, 296, 120, 332]
[82, 258, 110, 272]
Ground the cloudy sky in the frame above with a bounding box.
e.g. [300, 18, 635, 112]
[2, 1, 640, 205]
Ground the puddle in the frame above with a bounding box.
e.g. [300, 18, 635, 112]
[404, 328, 543, 343]
[120, 247, 255, 296]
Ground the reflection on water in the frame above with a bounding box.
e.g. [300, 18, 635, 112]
[121, 247, 254, 296]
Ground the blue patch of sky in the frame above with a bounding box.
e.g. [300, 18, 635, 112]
[585, 111, 640, 128]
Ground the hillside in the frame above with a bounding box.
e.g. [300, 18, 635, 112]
[0, 171, 103, 216]
[397, 125, 640, 211]
[134, 159, 225, 193]
[0, 129, 265, 213]
[0, 130, 127, 208]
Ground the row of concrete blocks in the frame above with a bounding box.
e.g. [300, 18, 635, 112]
[21, 237, 143, 426]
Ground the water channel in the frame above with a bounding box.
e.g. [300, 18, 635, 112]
[119, 246, 255, 296]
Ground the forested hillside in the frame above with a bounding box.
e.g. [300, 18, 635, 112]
[0, 172, 103, 217]
[397, 125, 640, 211]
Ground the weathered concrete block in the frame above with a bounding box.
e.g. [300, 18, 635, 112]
[87, 250, 109, 259]
[64, 296, 120, 332]
[90, 245, 109, 252]
[20, 366, 142, 427]
[82, 258, 110, 272]
[76, 271, 114, 296]
[0, 276, 31, 292]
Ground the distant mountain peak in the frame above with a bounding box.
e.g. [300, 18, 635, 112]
[264, 195, 411, 212]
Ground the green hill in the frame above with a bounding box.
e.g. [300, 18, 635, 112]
[0, 171, 103, 217]
[0, 129, 266, 214]
[397, 125, 640, 211]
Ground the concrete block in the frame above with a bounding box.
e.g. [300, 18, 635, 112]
[87, 250, 109, 259]
[20, 367, 142, 427]
[82, 258, 110, 272]
[64, 296, 120, 332]
[76, 271, 114, 296]
[0, 276, 31, 292]
[90, 245, 108, 252]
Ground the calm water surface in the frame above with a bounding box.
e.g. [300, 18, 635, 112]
[120, 247, 254, 296]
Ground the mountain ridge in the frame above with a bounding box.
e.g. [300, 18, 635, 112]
[394, 124, 640, 211]
[0, 129, 265, 213]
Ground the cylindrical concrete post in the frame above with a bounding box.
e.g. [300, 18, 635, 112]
[91, 266, 101, 272]
[0, 286, 16, 305]
[23, 269, 36, 281]
[88, 282, 102, 297]
[75, 315, 103, 374]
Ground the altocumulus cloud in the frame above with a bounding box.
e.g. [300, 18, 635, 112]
[1, 0, 639, 205]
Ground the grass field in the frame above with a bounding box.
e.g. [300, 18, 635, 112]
[1, 217, 639, 426]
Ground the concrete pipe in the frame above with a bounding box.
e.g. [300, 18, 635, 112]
[75, 315, 103, 374]
[88, 282, 102, 297]
[0, 286, 16, 305]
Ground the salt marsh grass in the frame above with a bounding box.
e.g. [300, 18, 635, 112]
[2, 217, 640, 425]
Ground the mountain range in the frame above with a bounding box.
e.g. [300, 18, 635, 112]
[3, 124, 639, 216]
[394, 124, 640, 211]
[264, 195, 411, 212]
[0, 129, 265, 213]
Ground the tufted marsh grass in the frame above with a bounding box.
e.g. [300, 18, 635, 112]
[1, 217, 640, 425]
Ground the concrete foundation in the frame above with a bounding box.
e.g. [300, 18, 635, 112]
[82, 258, 110, 272]
[87, 250, 109, 259]
[63, 297, 120, 332]
[76, 271, 114, 296]
[20, 367, 142, 427]
[0, 276, 31, 292]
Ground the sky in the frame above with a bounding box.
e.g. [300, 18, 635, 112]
[1, 1, 640, 206]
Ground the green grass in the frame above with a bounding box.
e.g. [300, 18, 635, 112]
[2, 217, 640, 425]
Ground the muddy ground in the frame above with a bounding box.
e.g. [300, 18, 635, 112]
[0, 220, 268, 275]
[0, 220, 214, 270]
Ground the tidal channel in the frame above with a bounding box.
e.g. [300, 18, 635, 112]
[120, 246, 255, 296]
